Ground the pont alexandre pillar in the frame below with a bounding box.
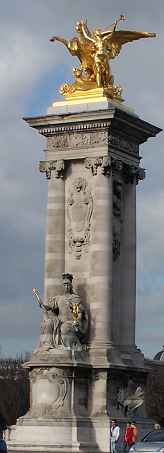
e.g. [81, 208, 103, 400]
[39, 160, 65, 300]
[85, 157, 113, 348]
[7, 104, 161, 453]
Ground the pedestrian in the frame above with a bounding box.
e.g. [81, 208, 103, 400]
[123, 421, 134, 452]
[131, 421, 138, 444]
[154, 423, 160, 430]
[111, 419, 120, 453]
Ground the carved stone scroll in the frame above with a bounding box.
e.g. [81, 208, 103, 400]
[39, 159, 65, 179]
[85, 156, 111, 176]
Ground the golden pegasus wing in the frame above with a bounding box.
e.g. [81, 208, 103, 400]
[107, 30, 156, 59]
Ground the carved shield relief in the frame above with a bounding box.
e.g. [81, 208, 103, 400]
[67, 177, 93, 259]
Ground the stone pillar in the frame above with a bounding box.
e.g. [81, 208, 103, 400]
[111, 159, 123, 346]
[85, 157, 113, 349]
[119, 166, 145, 348]
[120, 176, 136, 346]
[7, 105, 160, 453]
[40, 160, 65, 300]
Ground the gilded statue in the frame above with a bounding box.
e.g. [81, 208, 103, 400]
[50, 15, 156, 101]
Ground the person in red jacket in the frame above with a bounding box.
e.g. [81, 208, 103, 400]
[123, 421, 135, 452]
[131, 422, 138, 444]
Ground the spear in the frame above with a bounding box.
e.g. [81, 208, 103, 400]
[32, 288, 43, 308]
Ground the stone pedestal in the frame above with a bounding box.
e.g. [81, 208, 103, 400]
[7, 100, 161, 453]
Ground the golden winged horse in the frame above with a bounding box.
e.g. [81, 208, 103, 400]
[50, 15, 156, 100]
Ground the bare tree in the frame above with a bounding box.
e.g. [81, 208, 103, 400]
[0, 356, 29, 428]
[145, 366, 164, 426]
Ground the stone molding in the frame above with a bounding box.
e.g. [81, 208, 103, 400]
[39, 159, 65, 179]
[38, 120, 111, 137]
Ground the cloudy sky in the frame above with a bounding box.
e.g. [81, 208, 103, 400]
[0, 0, 163, 359]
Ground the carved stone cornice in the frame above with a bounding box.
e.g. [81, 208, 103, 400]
[39, 159, 65, 179]
[24, 110, 162, 152]
[85, 156, 111, 176]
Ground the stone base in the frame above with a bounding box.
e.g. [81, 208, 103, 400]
[7, 416, 109, 453]
[47, 96, 137, 116]
[6, 349, 150, 453]
[7, 357, 110, 453]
